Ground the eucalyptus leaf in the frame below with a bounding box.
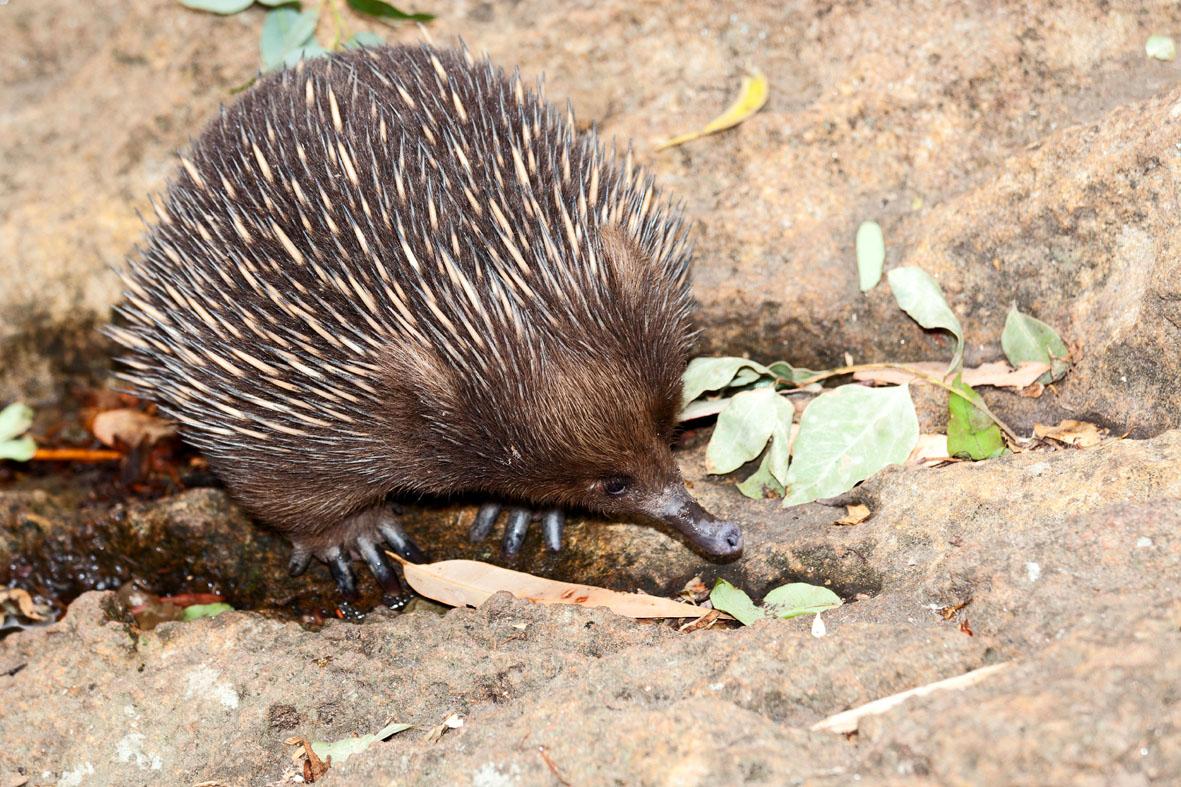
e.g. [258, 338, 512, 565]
[0, 437, 36, 462]
[181, 602, 234, 621]
[0, 403, 34, 442]
[346, 0, 435, 22]
[1001, 305, 1069, 384]
[179, 0, 254, 13]
[681, 357, 771, 408]
[783, 385, 918, 506]
[311, 721, 413, 763]
[736, 442, 786, 499]
[260, 7, 319, 71]
[282, 40, 329, 67]
[763, 583, 843, 619]
[709, 579, 765, 626]
[768, 361, 817, 385]
[1146, 34, 1177, 62]
[706, 387, 792, 476]
[887, 267, 963, 373]
[856, 221, 884, 292]
[946, 377, 1005, 460]
[345, 31, 386, 48]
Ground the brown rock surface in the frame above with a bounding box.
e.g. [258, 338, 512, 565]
[3, 0, 1181, 431]
[2, 431, 1179, 784]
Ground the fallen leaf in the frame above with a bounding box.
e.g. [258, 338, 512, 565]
[677, 608, 722, 633]
[681, 356, 771, 408]
[1146, 34, 1177, 62]
[1034, 419, 1104, 448]
[762, 583, 843, 619]
[91, 408, 176, 448]
[853, 361, 1050, 389]
[0, 588, 48, 621]
[856, 221, 885, 292]
[1002, 306, 1070, 384]
[709, 579, 764, 625]
[394, 556, 711, 619]
[946, 376, 1006, 461]
[423, 712, 464, 744]
[311, 721, 412, 764]
[181, 602, 234, 621]
[908, 434, 951, 466]
[888, 267, 964, 374]
[656, 69, 768, 150]
[834, 503, 871, 526]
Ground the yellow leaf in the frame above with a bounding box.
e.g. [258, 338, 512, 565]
[834, 503, 871, 526]
[656, 69, 768, 151]
[391, 555, 710, 619]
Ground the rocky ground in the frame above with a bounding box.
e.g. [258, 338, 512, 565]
[2, 0, 1180, 785]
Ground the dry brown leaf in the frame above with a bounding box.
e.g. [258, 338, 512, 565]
[1034, 419, 1104, 448]
[91, 408, 176, 448]
[834, 503, 871, 526]
[394, 556, 710, 619]
[854, 361, 1050, 389]
[907, 434, 952, 466]
[0, 588, 48, 621]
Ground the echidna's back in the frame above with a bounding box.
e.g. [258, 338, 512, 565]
[111, 44, 694, 522]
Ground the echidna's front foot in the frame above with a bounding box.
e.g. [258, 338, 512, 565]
[469, 503, 565, 556]
[288, 506, 426, 606]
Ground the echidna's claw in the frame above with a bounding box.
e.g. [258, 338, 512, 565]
[469, 503, 569, 555]
[325, 548, 358, 600]
[540, 509, 565, 552]
[356, 535, 398, 592]
[469, 503, 501, 542]
[288, 547, 313, 577]
[502, 508, 532, 556]
[378, 518, 428, 563]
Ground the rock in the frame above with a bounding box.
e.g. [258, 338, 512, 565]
[4, 0, 1181, 432]
[2, 431, 1179, 783]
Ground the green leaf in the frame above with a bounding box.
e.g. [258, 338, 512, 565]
[283, 40, 329, 67]
[887, 267, 964, 374]
[783, 385, 918, 506]
[1001, 305, 1070, 384]
[709, 579, 765, 626]
[1146, 34, 1177, 62]
[311, 721, 413, 763]
[763, 583, 843, 619]
[706, 387, 792, 476]
[768, 361, 817, 385]
[946, 376, 1005, 460]
[736, 445, 786, 499]
[181, 602, 234, 620]
[345, 31, 385, 48]
[257, 0, 298, 5]
[346, 0, 435, 22]
[179, 0, 255, 13]
[0, 437, 36, 462]
[681, 357, 771, 408]
[0, 403, 34, 442]
[260, 7, 320, 71]
[856, 221, 884, 292]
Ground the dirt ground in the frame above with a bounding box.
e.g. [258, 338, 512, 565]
[2, 1, 1180, 785]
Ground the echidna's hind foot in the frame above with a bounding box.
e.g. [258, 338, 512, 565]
[288, 505, 427, 608]
[469, 504, 565, 556]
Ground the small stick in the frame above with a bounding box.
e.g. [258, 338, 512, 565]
[31, 447, 123, 462]
[810, 662, 1011, 734]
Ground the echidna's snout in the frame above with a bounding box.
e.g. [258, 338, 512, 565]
[641, 483, 743, 561]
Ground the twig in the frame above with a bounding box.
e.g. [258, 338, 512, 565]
[32, 447, 123, 462]
[810, 662, 1011, 734]
[788, 363, 1024, 445]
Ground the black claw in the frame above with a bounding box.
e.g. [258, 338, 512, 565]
[288, 548, 312, 577]
[327, 552, 358, 600]
[502, 508, 531, 556]
[470, 503, 501, 542]
[540, 509, 565, 552]
[379, 522, 428, 564]
[357, 537, 400, 593]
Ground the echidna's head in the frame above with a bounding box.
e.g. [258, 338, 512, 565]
[416, 226, 743, 560]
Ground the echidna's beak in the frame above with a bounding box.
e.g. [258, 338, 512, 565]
[644, 483, 743, 561]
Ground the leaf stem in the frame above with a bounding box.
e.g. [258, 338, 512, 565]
[788, 363, 1025, 445]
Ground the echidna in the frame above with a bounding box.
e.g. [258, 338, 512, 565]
[110, 43, 742, 598]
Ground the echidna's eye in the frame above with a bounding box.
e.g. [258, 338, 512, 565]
[603, 476, 631, 496]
